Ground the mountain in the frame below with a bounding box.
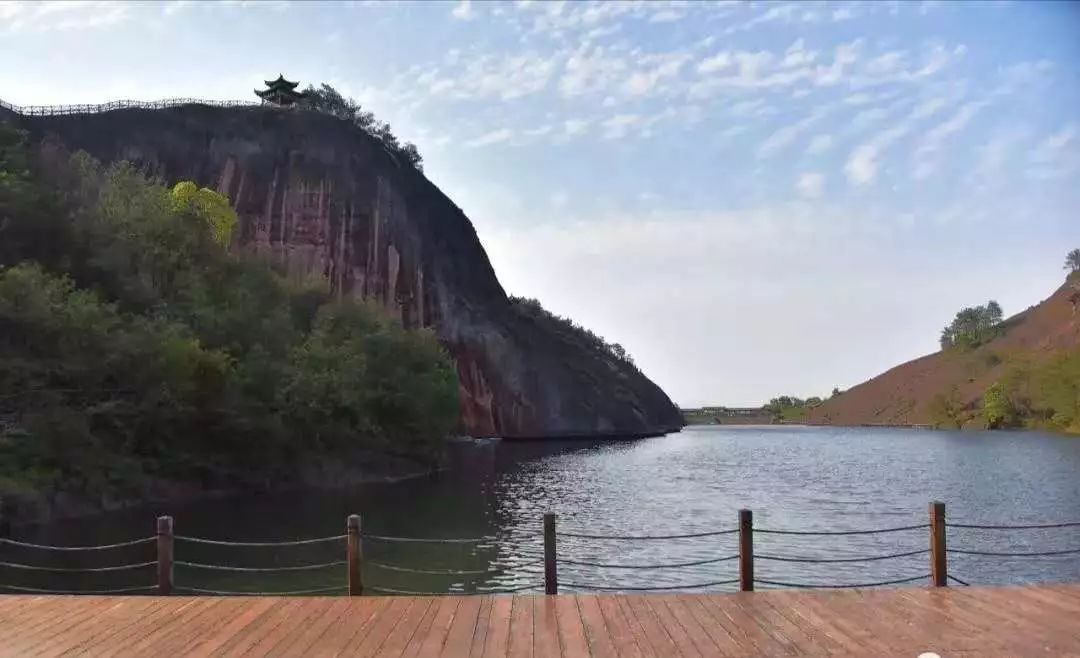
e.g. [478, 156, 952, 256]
[806, 275, 1080, 429]
[8, 104, 681, 438]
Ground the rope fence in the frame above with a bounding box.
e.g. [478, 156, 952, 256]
[1, 502, 1076, 596]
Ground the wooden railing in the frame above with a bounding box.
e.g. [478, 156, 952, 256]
[1, 501, 1077, 596]
[0, 97, 259, 117]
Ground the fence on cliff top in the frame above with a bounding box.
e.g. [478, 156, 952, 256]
[1, 501, 1078, 596]
[0, 97, 260, 117]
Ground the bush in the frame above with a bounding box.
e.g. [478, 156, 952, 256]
[0, 124, 458, 505]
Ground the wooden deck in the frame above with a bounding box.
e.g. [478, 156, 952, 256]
[1, 584, 1078, 657]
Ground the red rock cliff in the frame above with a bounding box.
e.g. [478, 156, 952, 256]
[20, 105, 682, 438]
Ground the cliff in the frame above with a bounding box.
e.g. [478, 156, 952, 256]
[805, 276, 1080, 427]
[14, 105, 681, 438]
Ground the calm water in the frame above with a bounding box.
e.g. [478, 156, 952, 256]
[6, 425, 1080, 595]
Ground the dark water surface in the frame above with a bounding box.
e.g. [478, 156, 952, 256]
[7, 425, 1080, 595]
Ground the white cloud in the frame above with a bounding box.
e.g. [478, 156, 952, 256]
[465, 128, 514, 147]
[806, 134, 833, 155]
[1030, 124, 1077, 162]
[797, 172, 825, 198]
[865, 50, 907, 76]
[451, 0, 473, 20]
[1, 0, 130, 32]
[560, 47, 627, 97]
[912, 101, 985, 179]
[1027, 124, 1079, 179]
[622, 52, 690, 96]
[563, 118, 590, 136]
[698, 51, 732, 74]
[601, 114, 642, 140]
[845, 124, 910, 185]
[757, 107, 829, 159]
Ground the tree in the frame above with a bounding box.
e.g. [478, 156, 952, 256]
[982, 381, 1016, 429]
[940, 300, 1005, 351]
[299, 83, 423, 171]
[170, 181, 238, 246]
[1065, 249, 1080, 273]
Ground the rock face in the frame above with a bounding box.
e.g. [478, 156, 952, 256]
[18, 105, 682, 438]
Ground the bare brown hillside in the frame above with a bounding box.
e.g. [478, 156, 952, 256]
[806, 275, 1080, 427]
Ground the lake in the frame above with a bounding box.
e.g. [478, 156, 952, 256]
[5, 425, 1080, 595]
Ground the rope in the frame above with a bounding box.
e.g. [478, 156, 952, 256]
[0, 560, 156, 573]
[946, 547, 1080, 557]
[756, 549, 929, 564]
[0, 536, 154, 551]
[0, 583, 156, 594]
[946, 521, 1080, 530]
[367, 561, 489, 576]
[368, 585, 441, 596]
[561, 578, 740, 591]
[556, 529, 738, 540]
[173, 585, 346, 596]
[558, 554, 740, 569]
[175, 560, 346, 573]
[360, 534, 490, 544]
[948, 574, 971, 586]
[174, 535, 345, 547]
[756, 523, 927, 536]
[485, 582, 544, 594]
[754, 574, 930, 589]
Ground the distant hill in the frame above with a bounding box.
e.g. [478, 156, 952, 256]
[806, 274, 1080, 431]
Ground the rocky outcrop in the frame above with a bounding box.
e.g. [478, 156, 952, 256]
[18, 105, 682, 438]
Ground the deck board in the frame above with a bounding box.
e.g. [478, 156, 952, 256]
[1, 584, 1078, 657]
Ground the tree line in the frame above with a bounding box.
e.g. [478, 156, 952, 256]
[0, 124, 457, 513]
[300, 83, 423, 171]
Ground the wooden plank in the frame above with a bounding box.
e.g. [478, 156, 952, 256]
[574, 595, 620, 658]
[415, 595, 462, 658]
[594, 593, 645, 658]
[506, 594, 534, 658]
[98, 597, 224, 657]
[3, 584, 1080, 656]
[553, 595, 591, 658]
[376, 597, 436, 657]
[653, 595, 726, 658]
[467, 595, 494, 656]
[618, 593, 682, 657]
[481, 595, 514, 658]
[347, 596, 415, 656]
[640, 595, 704, 658]
[265, 597, 358, 657]
[440, 594, 483, 657]
[531, 596, 560, 658]
[404, 595, 450, 658]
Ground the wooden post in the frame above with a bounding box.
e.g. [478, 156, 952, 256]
[156, 516, 173, 596]
[347, 514, 363, 596]
[544, 513, 558, 595]
[739, 509, 754, 592]
[930, 501, 947, 587]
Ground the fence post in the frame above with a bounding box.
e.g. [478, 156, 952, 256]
[347, 514, 363, 596]
[544, 513, 558, 595]
[739, 509, 754, 592]
[930, 501, 947, 587]
[156, 516, 173, 595]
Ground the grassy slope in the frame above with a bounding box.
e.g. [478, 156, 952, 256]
[806, 275, 1080, 428]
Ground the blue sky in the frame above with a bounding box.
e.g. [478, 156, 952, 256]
[2, 1, 1079, 406]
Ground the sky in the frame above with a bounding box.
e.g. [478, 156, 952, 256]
[2, 1, 1079, 407]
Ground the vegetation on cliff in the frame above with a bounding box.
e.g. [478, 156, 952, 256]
[300, 83, 423, 171]
[509, 296, 638, 369]
[0, 124, 458, 512]
[927, 267, 1080, 433]
[939, 300, 1004, 350]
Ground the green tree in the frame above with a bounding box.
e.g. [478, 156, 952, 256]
[940, 300, 1004, 351]
[170, 181, 238, 246]
[982, 381, 1016, 429]
[1065, 248, 1080, 273]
